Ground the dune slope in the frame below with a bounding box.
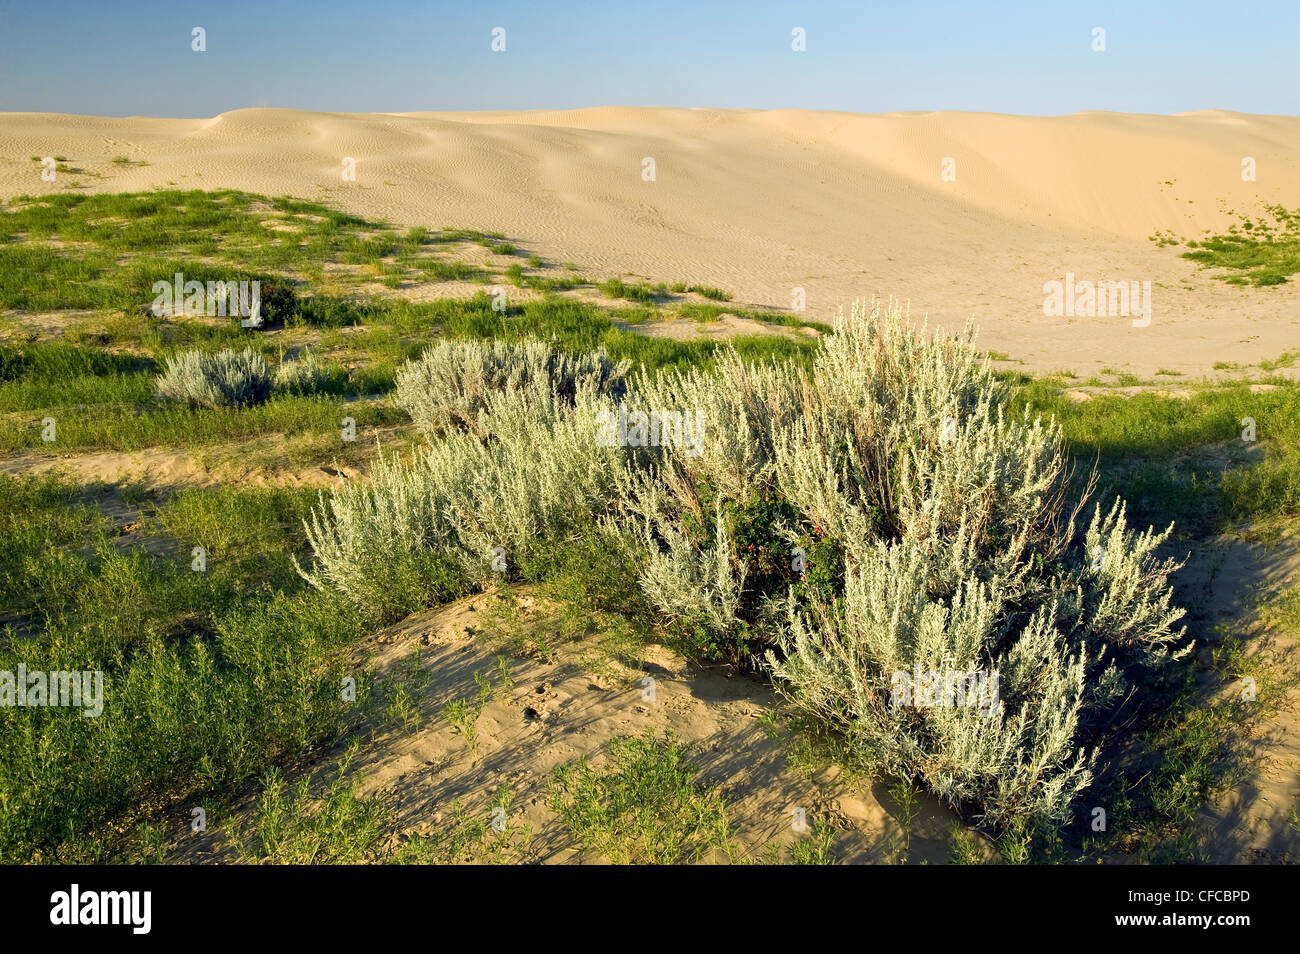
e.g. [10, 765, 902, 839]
[1, 106, 1297, 374]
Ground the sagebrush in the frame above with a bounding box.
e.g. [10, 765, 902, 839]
[155, 347, 272, 409]
[394, 337, 628, 439]
[300, 299, 1189, 828]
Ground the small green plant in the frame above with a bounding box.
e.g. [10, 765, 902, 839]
[600, 277, 659, 304]
[788, 816, 837, 864]
[550, 730, 733, 864]
[441, 661, 512, 762]
[1176, 204, 1300, 285]
[996, 817, 1034, 865]
[442, 698, 479, 758]
[395, 785, 531, 864]
[948, 823, 983, 864]
[233, 755, 391, 864]
[888, 777, 922, 859]
[688, 284, 731, 302]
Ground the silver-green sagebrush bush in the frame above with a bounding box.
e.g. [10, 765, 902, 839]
[394, 337, 628, 439]
[300, 299, 1189, 828]
[299, 380, 627, 618]
[154, 347, 273, 409]
[273, 348, 329, 395]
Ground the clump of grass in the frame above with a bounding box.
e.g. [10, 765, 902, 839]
[600, 277, 660, 304]
[233, 757, 389, 864]
[550, 730, 734, 864]
[1083, 626, 1283, 863]
[1259, 349, 1299, 372]
[524, 274, 586, 291]
[413, 259, 481, 282]
[787, 817, 838, 864]
[395, 785, 530, 864]
[441, 660, 513, 762]
[688, 284, 731, 301]
[1177, 204, 1300, 286]
[949, 823, 984, 864]
[227, 750, 530, 864]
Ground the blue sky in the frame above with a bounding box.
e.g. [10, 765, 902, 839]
[1, 0, 1295, 117]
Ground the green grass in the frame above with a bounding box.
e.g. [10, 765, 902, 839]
[1177, 204, 1300, 286]
[1011, 379, 1300, 531]
[1082, 626, 1283, 863]
[688, 284, 731, 301]
[411, 259, 482, 282]
[676, 301, 832, 334]
[211, 745, 529, 865]
[599, 277, 661, 304]
[0, 189, 508, 311]
[436, 294, 818, 373]
[0, 473, 369, 862]
[523, 273, 586, 291]
[550, 730, 734, 864]
[232, 759, 390, 864]
[1259, 349, 1300, 373]
[3, 392, 402, 452]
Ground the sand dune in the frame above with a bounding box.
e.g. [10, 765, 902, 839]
[2, 106, 1298, 375]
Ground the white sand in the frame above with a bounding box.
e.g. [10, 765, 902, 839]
[2, 106, 1298, 375]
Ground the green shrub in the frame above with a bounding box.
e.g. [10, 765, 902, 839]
[155, 347, 273, 409]
[393, 337, 627, 439]
[304, 300, 1190, 828]
[273, 349, 330, 395]
[300, 382, 628, 620]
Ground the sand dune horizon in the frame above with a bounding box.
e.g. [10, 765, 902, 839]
[2, 105, 1297, 375]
